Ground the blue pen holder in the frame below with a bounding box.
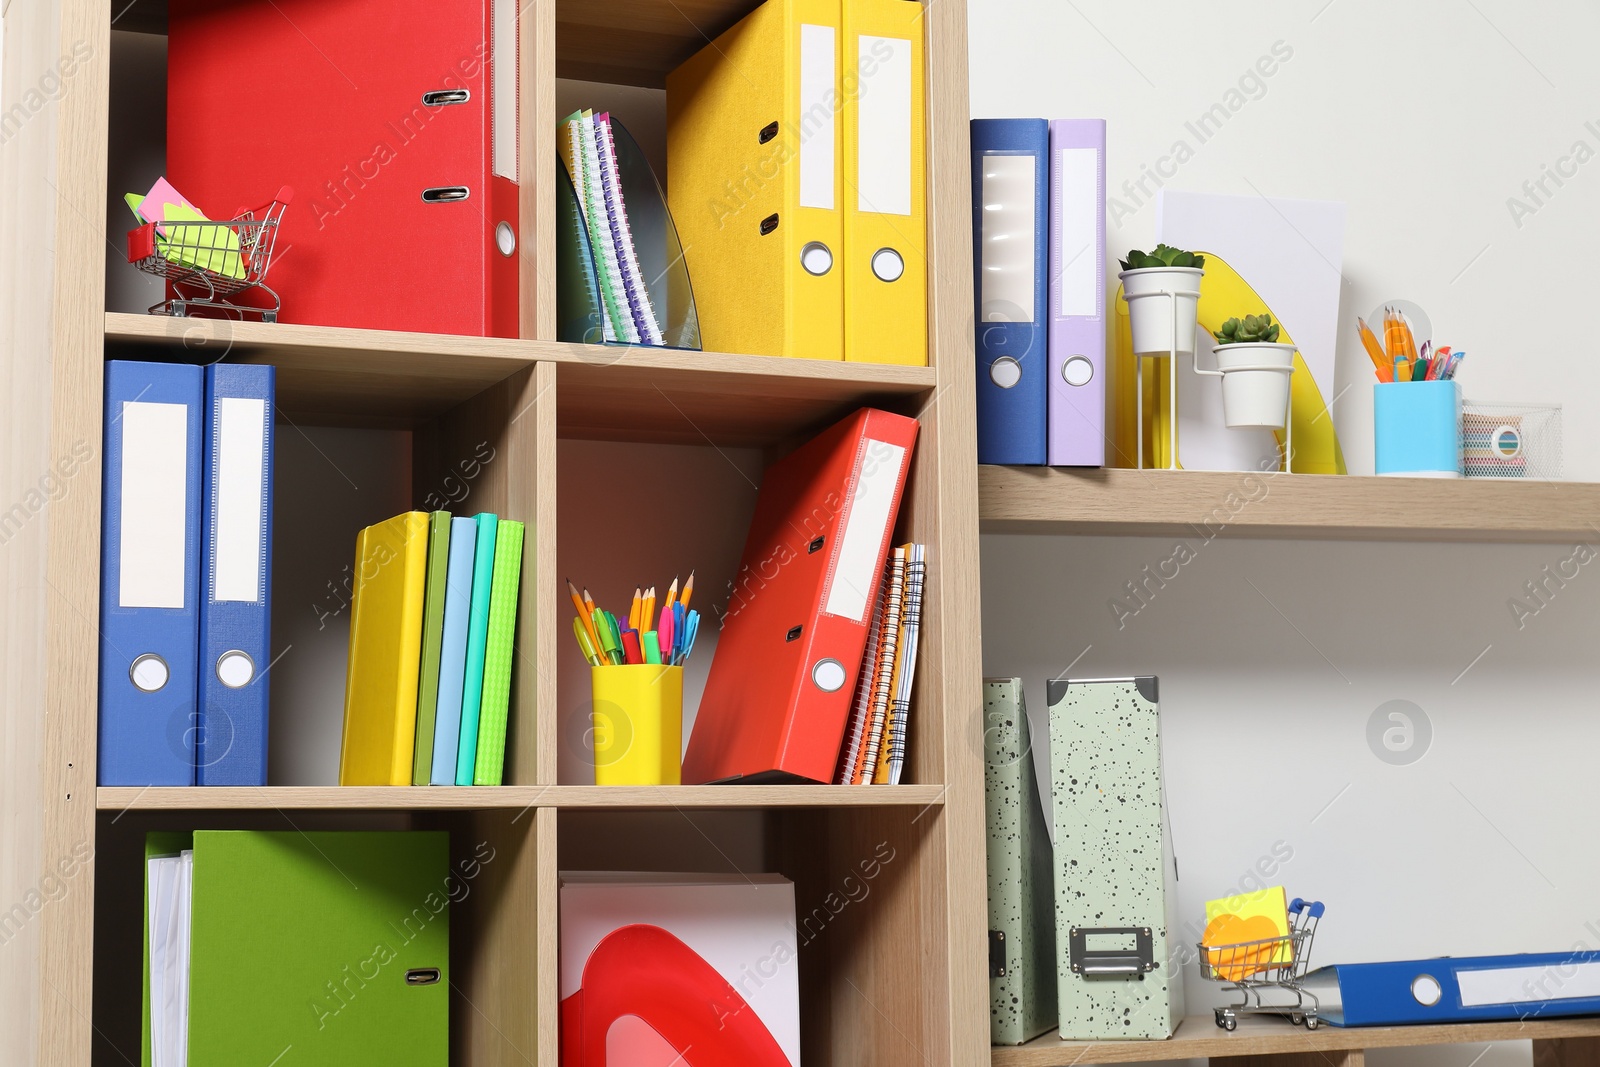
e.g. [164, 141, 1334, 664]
[1374, 381, 1462, 477]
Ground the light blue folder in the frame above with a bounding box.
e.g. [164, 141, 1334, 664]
[429, 516, 478, 785]
[454, 513, 498, 785]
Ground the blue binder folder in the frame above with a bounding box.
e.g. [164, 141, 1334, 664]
[972, 118, 1049, 466]
[430, 515, 478, 785]
[197, 364, 275, 785]
[99, 361, 204, 786]
[1300, 952, 1600, 1027]
[454, 513, 498, 785]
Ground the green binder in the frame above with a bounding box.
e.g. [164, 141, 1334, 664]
[473, 519, 525, 785]
[412, 511, 453, 785]
[983, 679, 1057, 1045]
[143, 830, 449, 1066]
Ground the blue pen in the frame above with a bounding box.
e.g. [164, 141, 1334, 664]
[672, 602, 686, 664]
[680, 609, 700, 665]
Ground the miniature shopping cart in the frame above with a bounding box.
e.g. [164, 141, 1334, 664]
[1200, 898, 1325, 1031]
[127, 186, 292, 322]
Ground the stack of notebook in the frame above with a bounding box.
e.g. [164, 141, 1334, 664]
[339, 511, 525, 787]
[835, 543, 926, 786]
[560, 109, 663, 347]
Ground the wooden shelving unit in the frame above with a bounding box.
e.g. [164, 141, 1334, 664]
[995, 1015, 1600, 1066]
[980, 465, 1600, 543]
[5, 1, 985, 1066]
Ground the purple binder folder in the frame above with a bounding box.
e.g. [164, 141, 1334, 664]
[1048, 120, 1107, 467]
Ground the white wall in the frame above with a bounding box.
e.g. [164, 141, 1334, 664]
[971, 3, 1600, 1063]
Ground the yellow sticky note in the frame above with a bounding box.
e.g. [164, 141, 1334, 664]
[1201, 886, 1290, 979]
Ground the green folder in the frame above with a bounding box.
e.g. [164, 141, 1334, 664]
[454, 513, 498, 785]
[412, 511, 453, 785]
[473, 519, 525, 786]
[143, 830, 449, 1066]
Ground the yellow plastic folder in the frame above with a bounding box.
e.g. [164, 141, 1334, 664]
[591, 664, 682, 785]
[1201, 886, 1291, 980]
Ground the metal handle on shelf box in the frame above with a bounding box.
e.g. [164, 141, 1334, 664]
[1069, 926, 1155, 977]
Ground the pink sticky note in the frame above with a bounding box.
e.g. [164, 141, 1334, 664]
[139, 176, 207, 236]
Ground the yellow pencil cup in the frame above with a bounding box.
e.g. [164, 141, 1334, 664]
[590, 664, 683, 786]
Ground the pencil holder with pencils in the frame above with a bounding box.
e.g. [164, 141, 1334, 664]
[1374, 380, 1462, 478]
[590, 664, 683, 786]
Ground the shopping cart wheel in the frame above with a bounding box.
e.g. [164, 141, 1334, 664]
[1289, 1013, 1305, 1026]
[1305, 1016, 1319, 1030]
[1215, 1009, 1236, 1031]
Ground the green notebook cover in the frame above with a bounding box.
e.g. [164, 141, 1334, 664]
[455, 514, 498, 785]
[186, 830, 448, 1065]
[412, 511, 453, 785]
[473, 519, 525, 785]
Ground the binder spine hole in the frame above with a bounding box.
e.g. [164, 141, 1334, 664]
[808, 536, 824, 553]
[760, 213, 780, 236]
[405, 968, 442, 986]
[786, 626, 803, 642]
[759, 121, 780, 144]
[422, 89, 471, 107]
[422, 187, 471, 203]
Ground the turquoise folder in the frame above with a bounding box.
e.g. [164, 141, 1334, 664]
[455, 512, 498, 785]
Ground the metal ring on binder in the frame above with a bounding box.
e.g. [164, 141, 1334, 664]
[421, 187, 471, 203]
[421, 89, 470, 106]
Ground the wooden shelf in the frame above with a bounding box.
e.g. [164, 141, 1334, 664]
[556, 0, 759, 87]
[547, 342, 936, 446]
[994, 1015, 1600, 1065]
[97, 784, 947, 811]
[105, 312, 534, 429]
[980, 466, 1600, 544]
[105, 314, 934, 442]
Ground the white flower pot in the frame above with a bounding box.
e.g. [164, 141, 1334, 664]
[1213, 342, 1296, 429]
[1119, 266, 1204, 356]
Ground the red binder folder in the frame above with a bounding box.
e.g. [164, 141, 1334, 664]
[683, 408, 918, 784]
[168, 0, 520, 337]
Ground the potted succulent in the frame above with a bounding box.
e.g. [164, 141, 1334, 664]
[1119, 244, 1206, 356]
[1205, 314, 1298, 430]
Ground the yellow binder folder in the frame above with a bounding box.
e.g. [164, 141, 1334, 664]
[842, 0, 927, 365]
[340, 512, 430, 785]
[667, 0, 845, 361]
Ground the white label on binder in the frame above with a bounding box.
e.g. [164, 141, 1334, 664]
[492, 0, 517, 180]
[857, 36, 912, 216]
[1458, 962, 1600, 1006]
[798, 24, 836, 211]
[980, 153, 1035, 322]
[824, 437, 905, 622]
[120, 401, 188, 609]
[1056, 147, 1100, 318]
[213, 397, 266, 603]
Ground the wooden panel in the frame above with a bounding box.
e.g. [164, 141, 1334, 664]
[554, 0, 757, 87]
[1537, 1037, 1600, 1067]
[981, 465, 1600, 543]
[104, 313, 934, 441]
[552, 347, 935, 447]
[995, 1017, 1600, 1065]
[1215, 1052, 1363, 1067]
[534, 365, 560, 784]
[105, 313, 534, 428]
[1, 0, 113, 1065]
[447, 809, 542, 1067]
[97, 784, 947, 811]
[535, 808, 560, 1067]
[917, 1, 989, 1066]
[524, 0, 556, 340]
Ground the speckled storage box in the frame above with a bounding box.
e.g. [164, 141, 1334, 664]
[1048, 676, 1183, 1040]
[984, 679, 1057, 1045]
